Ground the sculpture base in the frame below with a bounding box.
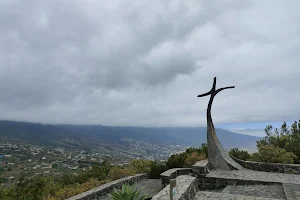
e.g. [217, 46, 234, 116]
[207, 122, 243, 170]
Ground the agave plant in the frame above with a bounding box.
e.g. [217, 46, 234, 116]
[108, 183, 147, 200]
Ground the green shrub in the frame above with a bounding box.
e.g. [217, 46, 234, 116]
[130, 160, 152, 173]
[249, 145, 297, 164]
[229, 148, 251, 161]
[184, 152, 206, 167]
[108, 167, 136, 180]
[108, 184, 147, 200]
[148, 161, 166, 179]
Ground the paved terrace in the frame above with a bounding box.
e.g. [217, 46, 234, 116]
[68, 161, 300, 200]
[153, 162, 300, 200]
[206, 169, 300, 184]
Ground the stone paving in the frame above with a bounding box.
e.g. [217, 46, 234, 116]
[195, 169, 300, 199]
[206, 169, 300, 184]
[194, 191, 283, 200]
[221, 185, 286, 199]
[132, 179, 162, 198]
[282, 183, 300, 200]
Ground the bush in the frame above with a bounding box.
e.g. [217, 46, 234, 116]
[148, 162, 167, 179]
[184, 152, 206, 167]
[108, 184, 147, 200]
[47, 178, 106, 200]
[186, 143, 208, 158]
[229, 148, 251, 161]
[129, 160, 152, 173]
[166, 152, 187, 169]
[166, 143, 208, 169]
[108, 167, 136, 180]
[249, 145, 297, 164]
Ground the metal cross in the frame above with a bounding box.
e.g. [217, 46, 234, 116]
[197, 77, 235, 126]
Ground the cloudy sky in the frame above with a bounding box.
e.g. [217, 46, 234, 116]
[0, 0, 299, 136]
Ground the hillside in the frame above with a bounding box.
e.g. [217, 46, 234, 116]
[0, 120, 261, 151]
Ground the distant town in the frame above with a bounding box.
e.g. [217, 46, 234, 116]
[0, 140, 187, 186]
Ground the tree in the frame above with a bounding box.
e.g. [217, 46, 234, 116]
[257, 122, 291, 149]
[286, 120, 300, 163]
[256, 120, 300, 163]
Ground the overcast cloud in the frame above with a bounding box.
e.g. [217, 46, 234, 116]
[0, 0, 299, 128]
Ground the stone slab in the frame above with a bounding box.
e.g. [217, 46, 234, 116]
[283, 183, 300, 200]
[194, 191, 283, 200]
[206, 169, 300, 184]
[221, 184, 285, 199]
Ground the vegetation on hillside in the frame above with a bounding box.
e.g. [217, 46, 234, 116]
[229, 120, 300, 164]
[166, 143, 207, 169]
[0, 145, 207, 200]
[4, 120, 299, 199]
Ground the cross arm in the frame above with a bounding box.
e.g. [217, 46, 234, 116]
[215, 86, 235, 95]
[197, 91, 212, 97]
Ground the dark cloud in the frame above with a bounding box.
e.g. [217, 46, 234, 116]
[0, 0, 299, 127]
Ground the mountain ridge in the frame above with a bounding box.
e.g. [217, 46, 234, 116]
[0, 120, 261, 151]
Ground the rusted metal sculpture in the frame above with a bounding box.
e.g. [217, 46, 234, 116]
[198, 77, 243, 170]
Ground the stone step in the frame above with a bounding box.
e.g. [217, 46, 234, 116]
[152, 175, 197, 200]
[220, 184, 285, 199]
[194, 191, 283, 200]
[283, 183, 300, 200]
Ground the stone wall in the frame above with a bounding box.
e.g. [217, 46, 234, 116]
[160, 168, 193, 187]
[152, 175, 198, 200]
[192, 160, 210, 175]
[230, 156, 300, 174]
[66, 173, 148, 200]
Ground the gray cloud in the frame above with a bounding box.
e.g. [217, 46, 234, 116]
[0, 0, 300, 127]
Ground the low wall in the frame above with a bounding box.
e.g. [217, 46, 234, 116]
[66, 173, 148, 200]
[160, 168, 193, 187]
[152, 175, 198, 200]
[230, 156, 300, 174]
[192, 160, 210, 176]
